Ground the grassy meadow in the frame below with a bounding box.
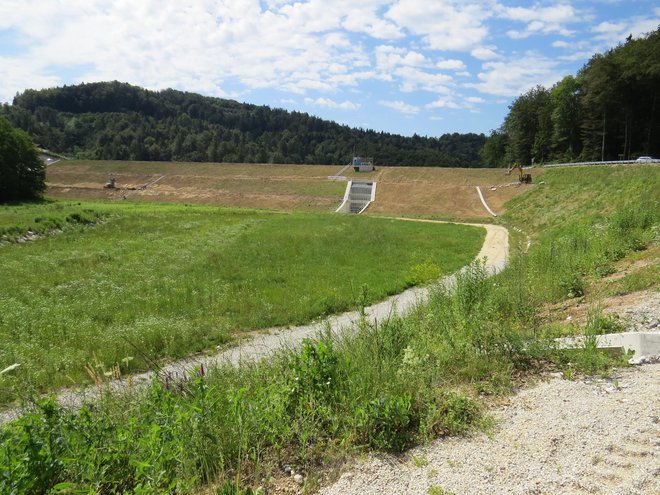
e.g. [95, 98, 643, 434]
[0, 164, 658, 495]
[0, 201, 483, 401]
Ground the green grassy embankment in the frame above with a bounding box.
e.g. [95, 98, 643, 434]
[0, 165, 658, 495]
[0, 201, 483, 402]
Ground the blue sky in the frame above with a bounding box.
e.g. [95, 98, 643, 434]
[1, 1, 658, 137]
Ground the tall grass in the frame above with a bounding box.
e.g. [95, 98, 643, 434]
[0, 263, 511, 495]
[506, 165, 659, 303]
[0, 201, 483, 402]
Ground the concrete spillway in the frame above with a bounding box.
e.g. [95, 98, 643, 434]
[336, 181, 376, 214]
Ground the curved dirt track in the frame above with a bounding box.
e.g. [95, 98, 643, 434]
[0, 220, 507, 424]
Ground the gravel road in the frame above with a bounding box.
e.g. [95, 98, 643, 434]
[0, 221, 508, 424]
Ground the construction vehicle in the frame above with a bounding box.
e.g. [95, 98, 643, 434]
[506, 163, 532, 184]
[104, 177, 117, 189]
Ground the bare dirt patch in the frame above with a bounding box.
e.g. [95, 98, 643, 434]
[46, 161, 540, 218]
[366, 167, 541, 218]
[46, 161, 345, 212]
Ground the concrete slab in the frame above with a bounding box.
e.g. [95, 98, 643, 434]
[556, 332, 660, 364]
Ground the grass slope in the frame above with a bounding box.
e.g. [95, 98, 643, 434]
[0, 201, 483, 400]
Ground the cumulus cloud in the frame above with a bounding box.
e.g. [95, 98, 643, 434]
[500, 3, 578, 38]
[379, 99, 420, 115]
[426, 98, 460, 110]
[304, 97, 361, 110]
[471, 46, 499, 60]
[467, 53, 562, 97]
[552, 40, 571, 48]
[375, 45, 430, 71]
[0, 0, 378, 100]
[592, 16, 660, 44]
[394, 66, 454, 93]
[436, 59, 467, 70]
[385, 0, 492, 51]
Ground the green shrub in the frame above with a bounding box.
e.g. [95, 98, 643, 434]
[288, 338, 340, 408]
[357, 394, 414, 452]
[559, 273, 585, 298]
[436, 392, 480, 435]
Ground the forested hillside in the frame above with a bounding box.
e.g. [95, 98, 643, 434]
[482, 28, 660, 166]
[1, 82, 486, 167]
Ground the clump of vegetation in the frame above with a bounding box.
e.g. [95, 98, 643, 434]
[0, 116, 45, 202]
[0, 202, 104, 243]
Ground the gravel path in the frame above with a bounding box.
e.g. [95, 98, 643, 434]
[0, 221, 508, 424]
[321, 293, 660, 495]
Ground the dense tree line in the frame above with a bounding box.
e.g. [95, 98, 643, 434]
[482, 27, 660, 166]
[1, 82, 486, 167]
[0, 116, 45, 202]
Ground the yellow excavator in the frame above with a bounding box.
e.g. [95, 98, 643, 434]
[506, 163, 532, 184]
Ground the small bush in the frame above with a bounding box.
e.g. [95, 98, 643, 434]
[559, 273, 585, 298]
[288, 338, 340, 408]
[357, 394, 414, 452]
[435, 391, 480, 435]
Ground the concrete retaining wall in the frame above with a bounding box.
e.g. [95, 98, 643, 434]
[336, 181, 376, 214]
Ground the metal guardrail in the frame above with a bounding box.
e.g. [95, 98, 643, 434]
[542, 159, 660, 168]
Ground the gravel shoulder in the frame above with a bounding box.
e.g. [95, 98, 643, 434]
[0, 220, 507, 424]
[321, 293, 660, 495]
[322, 361, 659, 495]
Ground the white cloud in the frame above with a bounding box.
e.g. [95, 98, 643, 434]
[467, 53, 562, 97]
[501, 4, 577, 24]
[379, 99, 420, 115]
[558, 50, 598, 62]
[375, 45, 430, 71]
[552, 40, 571, 48]
[426, 98, 460, 109]
[471, 46, 499, 60]
[386, 0, 492, 51]
[436, 59, 466, 70]
[393, 66, 454, 93]
[1, 0, 658, 137]
[592, 17, 660, 44]
[500, 3, 578, 38]
[304, 97, 361, 110]
[0, 57, 61, 105]
[0, 0, 383, 101]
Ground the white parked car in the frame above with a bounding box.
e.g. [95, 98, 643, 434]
[635, 156, 654, 162]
